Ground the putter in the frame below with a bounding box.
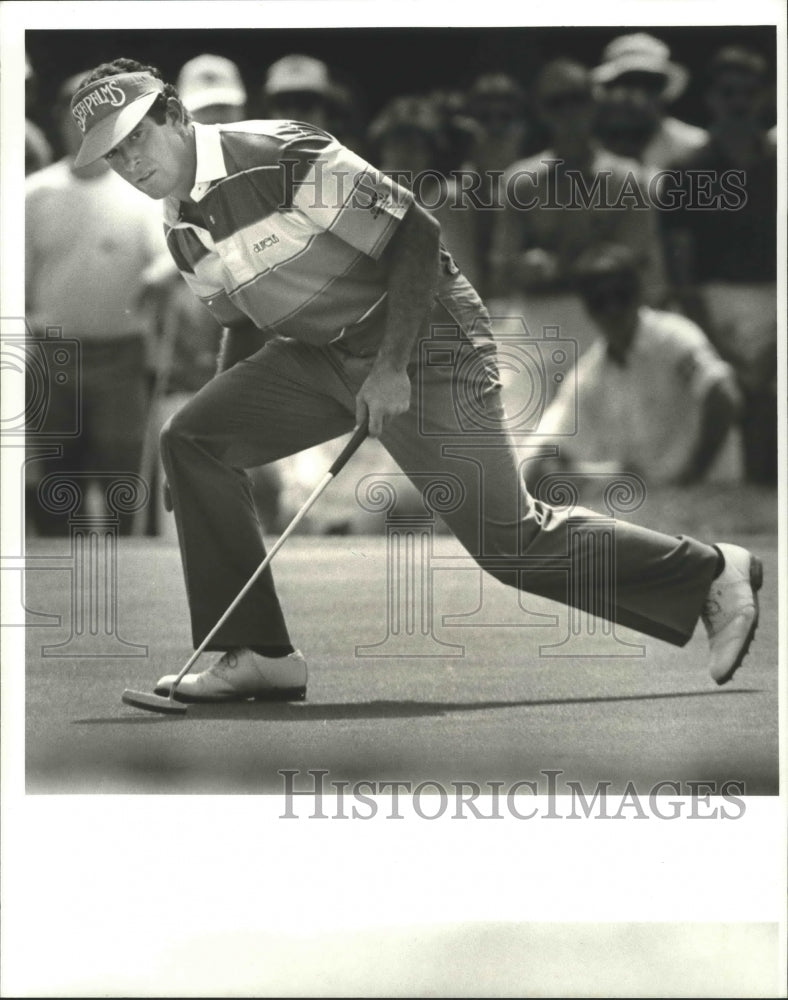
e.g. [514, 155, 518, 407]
[121, 420, 369, 715]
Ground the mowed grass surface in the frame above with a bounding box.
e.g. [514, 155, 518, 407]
[22, 483, 779, 795]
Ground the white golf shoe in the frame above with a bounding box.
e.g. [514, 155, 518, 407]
[154, 648, 307, 703]
[701, 544, 763, 685]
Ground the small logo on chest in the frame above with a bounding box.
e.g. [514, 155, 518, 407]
[253, 234, 280, 252]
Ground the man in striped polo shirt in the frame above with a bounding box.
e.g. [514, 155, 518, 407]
[70, 58, 763, 702]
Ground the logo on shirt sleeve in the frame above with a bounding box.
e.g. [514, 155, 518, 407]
[352, 173, 403, 220]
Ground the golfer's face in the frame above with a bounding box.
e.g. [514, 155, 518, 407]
[104, 115, 189, 199]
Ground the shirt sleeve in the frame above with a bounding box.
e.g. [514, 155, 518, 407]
[290, 139, 413, 260]
[668, 318, 738, 403]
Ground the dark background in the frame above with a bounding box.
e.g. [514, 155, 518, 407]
[26, 25, 777, 154]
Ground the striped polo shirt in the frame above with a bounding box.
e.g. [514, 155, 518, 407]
[163, 121, 414, 344]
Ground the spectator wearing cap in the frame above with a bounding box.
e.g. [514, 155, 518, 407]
[660, 47, 777, 485]
[25, 53, 53, 175]
[465, 73, 531, 172]
[592, 33, 708, 170]
[261, 54, 334, 132]
[531, 244, 740, 489]
[490, 59, 667, 417]
[261, 53, 365, 150]
[368, 95, 481, 289]
[177, 53, 247, 124]
[464, 73, 532, 297]
[25, 70, 168, 535]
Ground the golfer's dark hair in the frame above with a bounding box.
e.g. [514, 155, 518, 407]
[78, 57, 190, 124]
[571, 243, 643, 296]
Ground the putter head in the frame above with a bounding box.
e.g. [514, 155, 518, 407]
[121, 689, 188, 716]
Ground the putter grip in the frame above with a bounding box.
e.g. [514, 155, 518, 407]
[328, 421, 369, 477]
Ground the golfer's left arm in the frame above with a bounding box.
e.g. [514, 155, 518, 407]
[356, 202, 441, 436]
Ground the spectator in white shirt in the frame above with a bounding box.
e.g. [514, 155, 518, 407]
[532, 244, 740, 488]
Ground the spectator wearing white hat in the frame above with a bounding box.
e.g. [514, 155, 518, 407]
[592, 33, 708, 169]
[260, 53, 365, 148]
[177, 53, 247, 124]
[261, 54, 334, 132]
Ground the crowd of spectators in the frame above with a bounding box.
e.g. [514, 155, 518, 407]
[24, 32, 778, 536]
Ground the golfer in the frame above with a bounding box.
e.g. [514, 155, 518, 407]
[71, 58, 762, 702]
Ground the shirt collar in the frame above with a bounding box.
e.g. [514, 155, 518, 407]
[190, 122, 227, 201]
[163, 122, 227, 227]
